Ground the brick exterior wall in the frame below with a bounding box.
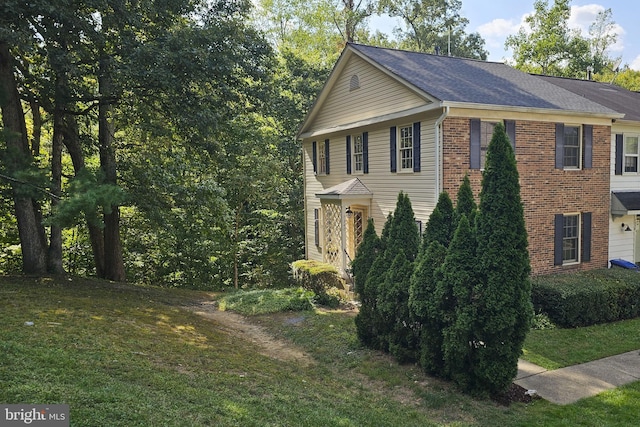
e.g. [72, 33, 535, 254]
[442, 117, 610, 275]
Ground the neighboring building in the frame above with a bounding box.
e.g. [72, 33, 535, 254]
[297, 44, 622, 277]
[537, 75, 640, 265]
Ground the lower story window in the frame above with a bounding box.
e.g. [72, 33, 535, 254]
[563, 214, 579, 263]
[555, 212, 591, 266]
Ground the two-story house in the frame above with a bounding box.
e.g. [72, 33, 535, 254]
[297, 43, 622, 277]
[536, 75, 640, 265]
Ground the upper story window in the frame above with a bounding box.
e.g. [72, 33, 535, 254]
[563, 125, 581, 169]
[390, 123, 420, 173]
[470, 119, 516, 170]
[353, 134, 364, 173]
[624, 135, 639, 173]
[312, 139, 329, 175]
[480, 121, 498, 169]
[319, 140, 328, 174]
[555, 123, 592, 170]
[399, 125, 414, 171]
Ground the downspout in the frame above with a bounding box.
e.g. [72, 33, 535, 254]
[302, 139, 309, 260]
[434, 104, 449, 199]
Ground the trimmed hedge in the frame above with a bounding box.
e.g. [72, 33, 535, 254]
[291, 260, 346, 307]
[531, 268, 640, 327]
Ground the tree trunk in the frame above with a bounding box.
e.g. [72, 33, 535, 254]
[62, 115, 106, 277]
[30, 101, 41, 156]
[99, 56, 125, 281]
[0, 42, 48, 274]
[47, 103, 65, 274]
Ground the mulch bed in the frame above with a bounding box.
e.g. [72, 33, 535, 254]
[493, 383, 539, 406]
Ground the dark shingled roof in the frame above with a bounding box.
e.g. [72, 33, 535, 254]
[612, 191, 640, 211]
[349, 43, 618, 115]
[536, 75, 640, 122]
[315, 178, 373, 198]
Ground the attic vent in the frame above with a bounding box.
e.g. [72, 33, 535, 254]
[349, 74, 360, 91]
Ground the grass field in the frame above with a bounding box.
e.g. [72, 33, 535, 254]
[1, 275, 639, 426]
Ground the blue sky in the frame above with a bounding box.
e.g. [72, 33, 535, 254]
[369, 0, 640, 70]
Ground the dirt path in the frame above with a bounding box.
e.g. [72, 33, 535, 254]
[185, 301, 315, 367]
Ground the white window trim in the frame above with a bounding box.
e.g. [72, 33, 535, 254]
[623, 133, 640, 175]
[317, 140, 327, 175]
[352, 134, 364, 174]
[398, 124, 414, 173]
[562, 212, 581, 266]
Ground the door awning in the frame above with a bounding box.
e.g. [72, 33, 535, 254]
[315, 177, 373, 200]
[611, 191, 640, 216]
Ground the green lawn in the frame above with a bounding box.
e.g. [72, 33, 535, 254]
[1, 275, 639, 426]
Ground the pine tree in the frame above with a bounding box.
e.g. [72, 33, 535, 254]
[473, 122, 533, 395]
[423, 191, 455, 249]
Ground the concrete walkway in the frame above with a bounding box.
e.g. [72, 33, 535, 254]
[515, 350, 640, 405]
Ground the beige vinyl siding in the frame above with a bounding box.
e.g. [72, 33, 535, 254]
[303, 116, 439, 260]
[312, 55, 428, 131]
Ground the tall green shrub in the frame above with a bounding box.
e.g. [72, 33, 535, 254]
[378, 251, 417, 362]
[423, 191, 455, 249]
[409, 240, 447, 374]
[355, 215, 394, 349]
[353, 219, 381, 346]
[351, 218, 380, 296]
[473, 123, 533, 395]
[455, 174, 477, 226]
[356, 192, 419, 352]
[440, 215, 478, 389]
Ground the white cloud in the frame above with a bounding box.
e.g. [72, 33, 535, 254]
[629, 55, 640, 71]
[477, 18, 520, 38]
[569, 4, 625, 52]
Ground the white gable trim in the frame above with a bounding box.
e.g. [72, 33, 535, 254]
[299, 103, 442, 139]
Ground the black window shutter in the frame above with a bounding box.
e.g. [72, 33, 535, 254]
[582, 212, 592, 262]
[325, 139, 330, 174]
[390, 126, 397, 172]
[505, 120, 516, 151]
[554, 214, 564, 266]
[346, 135, 352, 175]
[470, 119, 481, 169]
[363, 132, 369, 174]
[555, 123, 564, 169]
[314, 209, 320, 246]
[413, 122, 421, 172]
[583, 125, 593, 169]
[615, 134, 624, 175]
[312, 141, 317, 173]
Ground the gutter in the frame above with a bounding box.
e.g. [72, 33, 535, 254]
[435, 104, 449, 199]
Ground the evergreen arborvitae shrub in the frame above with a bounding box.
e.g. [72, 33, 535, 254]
[353, 219, 381, 347]
[455, 174, 477, 226]
[440, 214, 478, 389]
[473, 122, 533, 395]
[409, 240, 447, 375]
[355, 215, 394, 349]
[423, 191, 455, 249]
[378, 251, 417, 363]
[351, 218, 380, 296]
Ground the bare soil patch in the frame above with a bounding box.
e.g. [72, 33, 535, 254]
[185, 301, 315, 367]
